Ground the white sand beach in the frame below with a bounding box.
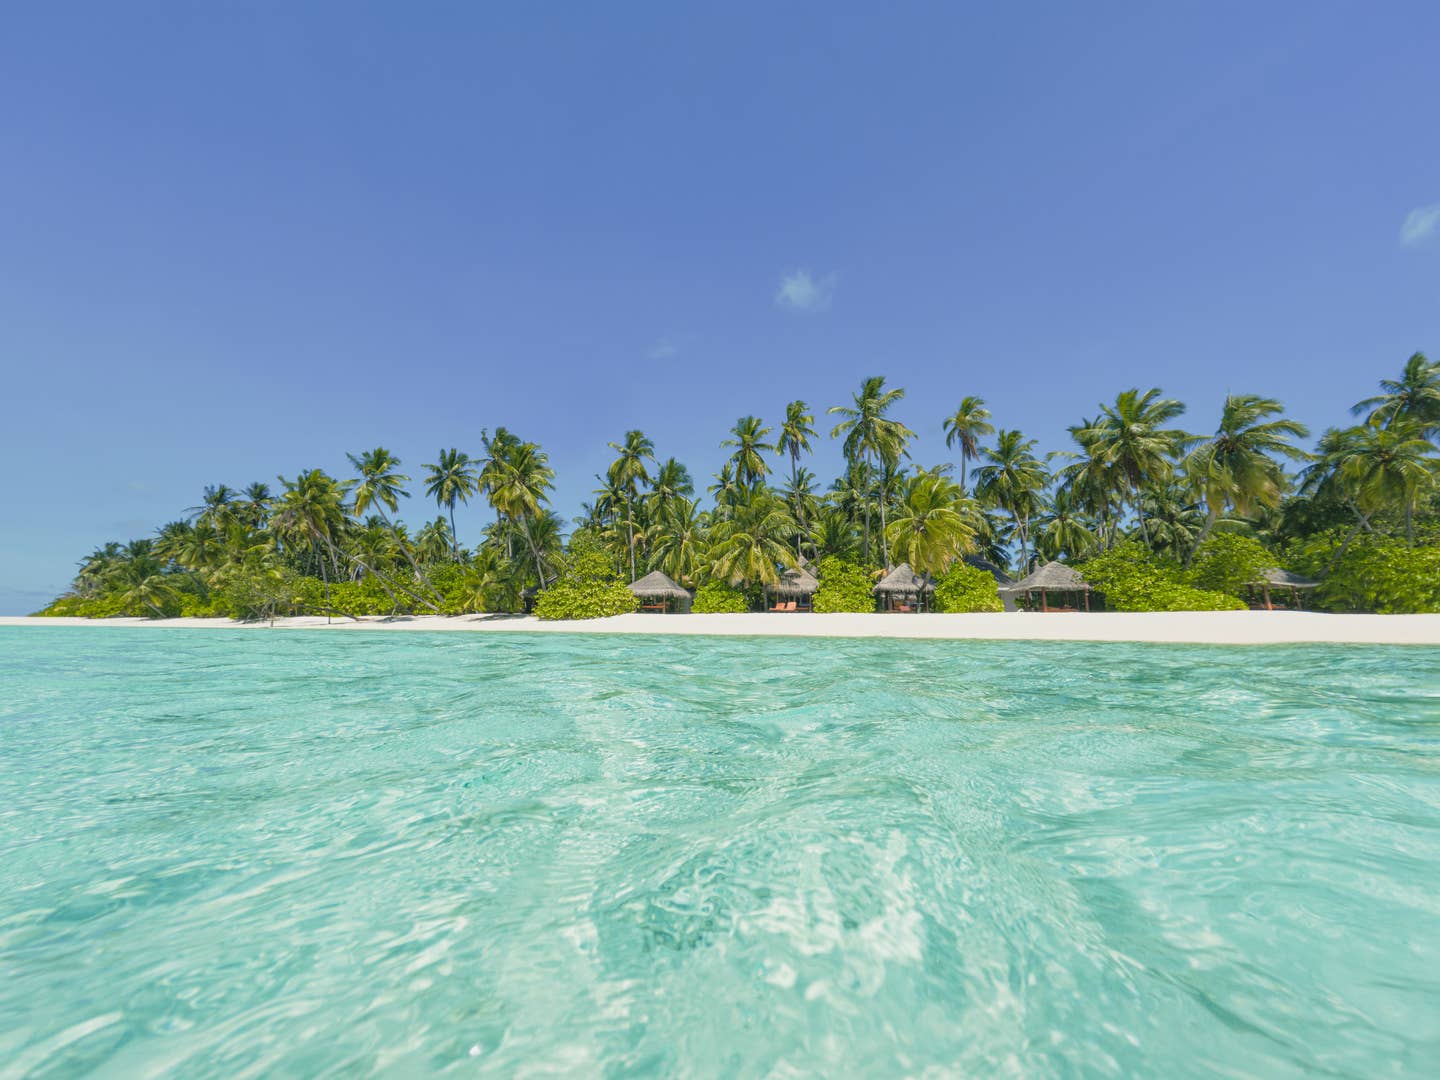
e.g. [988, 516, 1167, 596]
[4, 612, 1440, 645]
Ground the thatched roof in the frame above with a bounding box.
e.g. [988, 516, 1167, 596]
[1008, 561, 1089, 592]
[773, 564, 819, 597]
[964, 555, 1015, 586]
[628, 570, 691, 599]
[873, 562, 935, 595]
[1252, 567, 1320, 589]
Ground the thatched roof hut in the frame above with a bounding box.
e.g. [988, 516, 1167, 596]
[1248, 567, 1319, 610]
[629, 570, 692, 612]
[873, 563, 935, 610]
[773, 564, 819, 598]
[1003, 561, 1090, 611]
[1008, 561, 1089, 592]
[1252, 568, 1319, 589]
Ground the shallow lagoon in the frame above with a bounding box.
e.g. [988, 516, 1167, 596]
[2, 627, 1438, 1076]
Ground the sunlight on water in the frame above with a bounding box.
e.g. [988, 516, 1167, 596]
[2, 627, 1438, 1076]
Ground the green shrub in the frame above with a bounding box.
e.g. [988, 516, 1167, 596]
[1187, 533, 1273, 598]
[1310, 538, 1440, 613]
[811, 557, 877, 613]
[1081, 543, 1245, 611]
[934, 561, 1003, 613]
[534, 551, 639, 620]
[691, 581, 749, 613]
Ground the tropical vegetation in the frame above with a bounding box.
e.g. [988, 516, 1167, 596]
[39, 354, 1440, 618]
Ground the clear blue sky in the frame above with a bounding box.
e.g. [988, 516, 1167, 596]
[3, 3, 1438, 612]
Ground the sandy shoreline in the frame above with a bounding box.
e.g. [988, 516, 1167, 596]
[3, 612, 1440, 645]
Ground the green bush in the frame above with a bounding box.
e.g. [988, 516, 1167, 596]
[691, 580, 749, 613]
[1307, 538, 1440, 613]
[1081, 543, 1245, 611]
[811, 557, 877, 613]
[35, 592, 130, 618]
[933, 561, 1003, 613]
[1187, 533, 1273, 598]
[534, 551, 639, 620]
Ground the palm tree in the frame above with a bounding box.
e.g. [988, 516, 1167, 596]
[1336, 419, 1436, 545]
[828, 376, 914, 564]
[775, 401, 816, 549]
[709, 488, 797, 593]
[415, 518, 454, 565]
[781, 467, 822, 559]
[646, 497, 708, 586]
[647, 457, 694, 519]
[1034, 486, 1097, 562]
[943, 396, 995, 493]
[1136, 484, 1207, 562]
[239, 483, 272, 529]
[188, 484, 237, 528]
[349, 446, 440, 605]
[1075, 388, 1191, 548]
[1354, 352, 1440, 435]
[423, 449, 478, 560]
[721, 416, 774, 488]
[884, 470, 976, 579]
[606, 430, 655, 581]
[973, 430, 1049, 571]
[1183, 394, 1310, 558]
[272, 469, 353, 618]
[489, 438, 558, 584]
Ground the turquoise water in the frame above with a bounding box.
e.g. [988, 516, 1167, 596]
[1, 628, 1438, 1077]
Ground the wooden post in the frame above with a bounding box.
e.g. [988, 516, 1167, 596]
[1041, 589, 1048, 613]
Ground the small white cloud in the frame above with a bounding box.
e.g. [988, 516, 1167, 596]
[1400, 203, 1440, 246]
[647, 339, 678, 360]
[775, 268, 837, 312]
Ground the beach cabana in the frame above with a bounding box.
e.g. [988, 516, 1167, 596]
[1005, 561, 1091, 612]
[768, 564, 819, 612]
[628, 570, 692, 613]
[873, 563, 935, 612]
[1248, 568, 1319, 611]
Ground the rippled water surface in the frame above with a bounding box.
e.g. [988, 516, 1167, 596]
[2, 627, 1439, 1077]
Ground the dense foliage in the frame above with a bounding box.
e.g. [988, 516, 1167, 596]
[1080, 544, 1245, 612]
[810, 557, 878, 613]
[38, 354, 1440, 617]
[532, 552, 638, 620]
[1187, 533, 1273, 598]
[933, 562, 1004, 613]
[690, 581, 749, 613]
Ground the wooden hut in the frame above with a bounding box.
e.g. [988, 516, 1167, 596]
[628, 570, 692, 613]
[1248, 568, 1319, 610]
[768, 564, 819, 612]
[873, 562, 935, 612]
[1005, 560, 1091, 612]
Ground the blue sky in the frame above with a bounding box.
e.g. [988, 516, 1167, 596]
[2, 3, 1438, 612]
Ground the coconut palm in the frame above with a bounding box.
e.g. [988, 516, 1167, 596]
[1074, 388, 1191, 548]
[647, 457, 694, 519]
[239, 483, 272, 529]
[781, 467, 822, 559]
[722, 416, 774, 488]
[415, 518, 454, 565]
[776, 401, 817, 540]
[188, 485, 237, 528]
[646, 497, 708, 586]
[884, 470, 976, 578]
[1354, 352, 1440, 435]
[606, 430, 655, 581]
[972, 430, 1049, 571]
[1034, 486, 1097, 562]
[1136, 485, 1206, 562]
[709, 488, 796, 592]
[423, 449, 478, 560]
[943, 396, 995, 493]
[1336, 419, 1437, 545]
[349, 446, 440, 604]
[486, 439, 558, 584]
[272, 469, 353, 616]
[1183, 394, 1309, 557]
[828, 376, 914, 564]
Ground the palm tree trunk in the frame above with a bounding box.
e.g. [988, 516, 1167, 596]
[1406, 499, 1414, 547]
[449, 502, 460, 561]
[627, 500, 637, 581]
[377, 507, 442, 603]
[1133, 492, 1153, 548]
[791, 449, 803, 560]
[1186, 506, 1219, 565]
